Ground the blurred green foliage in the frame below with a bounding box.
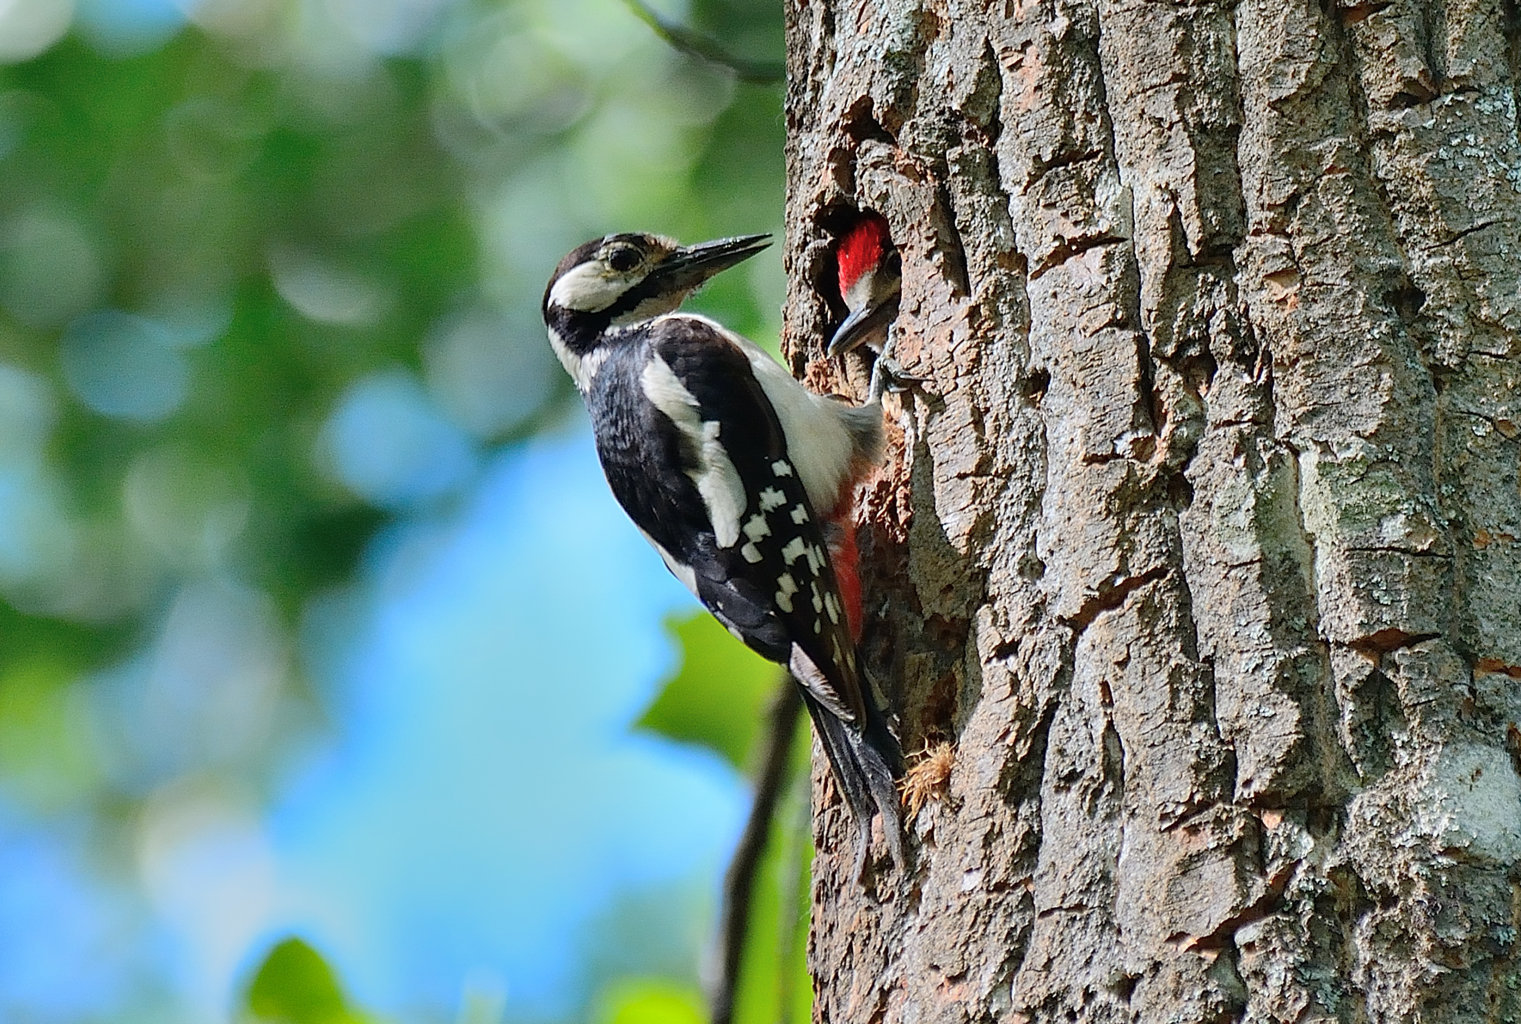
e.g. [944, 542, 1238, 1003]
[0, 0, 812, 1021]
[638, 612, 780, 771]
[0, 0, 789, 705]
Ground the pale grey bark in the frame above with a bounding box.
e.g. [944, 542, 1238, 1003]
[782, 1, 1521, 1021]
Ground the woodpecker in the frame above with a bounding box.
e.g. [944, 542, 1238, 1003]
[828, 213, 902, 359]
[542, 231, 905, 878]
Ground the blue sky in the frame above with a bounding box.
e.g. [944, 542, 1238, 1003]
[0, 422, 750, 1022]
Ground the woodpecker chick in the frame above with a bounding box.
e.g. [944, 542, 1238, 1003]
[543, 232, 906, 880]
[828, 213, 901, 358]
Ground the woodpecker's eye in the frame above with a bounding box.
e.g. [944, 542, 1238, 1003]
[606, 245, 641, 273]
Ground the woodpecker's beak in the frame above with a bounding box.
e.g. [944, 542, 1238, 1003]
[651, 234, 772, 294]
[827, 290, 901, 357]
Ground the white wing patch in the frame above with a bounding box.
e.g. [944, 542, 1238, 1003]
[640, 353, 747, 548]
[824, 591, 842, 625]
[645, 313, 883, 524]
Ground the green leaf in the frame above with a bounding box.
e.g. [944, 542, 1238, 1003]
[242, 937, 362, 1024]
[636, 610, 780, 771]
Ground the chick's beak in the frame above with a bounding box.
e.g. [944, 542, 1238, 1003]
[827, 283, 901, 356]
[828, 303, 881, 356]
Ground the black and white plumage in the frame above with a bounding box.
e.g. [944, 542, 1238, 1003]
[542, 232, 904, 875]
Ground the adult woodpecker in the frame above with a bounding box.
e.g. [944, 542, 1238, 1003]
[828, 212, 902, 360]
[542, 231, 905, 878]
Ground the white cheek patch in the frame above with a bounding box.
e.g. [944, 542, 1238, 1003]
[549, 262, 630, 312]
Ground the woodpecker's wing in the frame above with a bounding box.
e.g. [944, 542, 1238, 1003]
[588, 316, 868, 727]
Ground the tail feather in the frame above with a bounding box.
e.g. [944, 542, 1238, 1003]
[801, 690, 906, 877]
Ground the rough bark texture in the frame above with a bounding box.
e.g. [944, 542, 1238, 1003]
[781, 1, 1521, 1021]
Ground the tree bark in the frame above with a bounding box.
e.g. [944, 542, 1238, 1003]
[781, 1, 1521, 1021]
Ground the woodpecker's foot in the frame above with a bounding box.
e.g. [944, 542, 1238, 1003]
[866, 324, 922, 402]
[868, 355, 924, 403]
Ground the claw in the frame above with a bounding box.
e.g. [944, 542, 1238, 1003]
[865, 326, 924, 403]
[868, 356, 925, 402]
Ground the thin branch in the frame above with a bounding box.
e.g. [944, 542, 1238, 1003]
[773, 770, 811, 1021]
[621, 0, 786, 84]
[709, 679, 803, 1024]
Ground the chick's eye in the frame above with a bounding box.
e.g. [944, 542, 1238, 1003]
[606, 246, 641, 273]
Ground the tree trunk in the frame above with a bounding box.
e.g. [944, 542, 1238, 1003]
[781, 1, 1521, 1021]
